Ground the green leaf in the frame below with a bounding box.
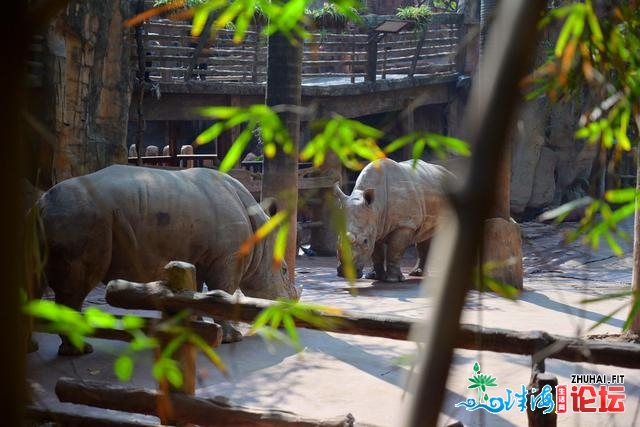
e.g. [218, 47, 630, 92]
[218, 128, 252, 172]
[153, 357, 184, 389]
[250, 306, 276, 333]
[129, 330, 160, 351]
[537, 197, 593, 222]
[273, 222, 289, 267]
[188, 332, 227, 375]
[160, 334, 188, 359]
[196, 122, 226, 145]
[473, 362, 480, 373]
[282, 314, 300, 350]
[605, 188, 637, 204]
[121, 314, 145, 331]
[114, 355, 134, 381]
[84, 307, 118, 329]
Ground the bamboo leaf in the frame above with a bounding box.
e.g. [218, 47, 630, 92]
[188, 332, 227, 375]
[273, 222, 289, 267]
[122, 314, 145, 331]
[218, 128, 253, 172]
[605, 188, 637, 204]
[84, 307, 118, 329]
[114, 355, 134, 381]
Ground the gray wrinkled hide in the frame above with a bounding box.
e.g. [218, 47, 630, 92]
[335, 159, 452, 282]
[37, 165, 300, 310]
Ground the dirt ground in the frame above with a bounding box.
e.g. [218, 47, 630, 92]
[27, 220, 640, 426]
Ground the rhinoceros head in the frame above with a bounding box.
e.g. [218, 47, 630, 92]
[334, 183, 377, 276]
[238, 219, 301, 301]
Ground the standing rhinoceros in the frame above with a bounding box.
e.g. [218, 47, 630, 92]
[334, 158, 453, 282]
[35, 165, 300, 355]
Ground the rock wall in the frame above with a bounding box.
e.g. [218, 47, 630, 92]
[510, 95, 597, 219]
[29, 1, 134, 188]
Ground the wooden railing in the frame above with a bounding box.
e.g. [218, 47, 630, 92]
[138, 14, 463, 85]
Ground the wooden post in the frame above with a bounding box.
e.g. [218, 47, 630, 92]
[160, 261, 197, 426]
[365, 31, 378, 83]
[167, 121, 179, 167]
[382, 46, 388, 79]
[350, 31, 356, 83]
[409, 29, 427, 78]
[527, 372, 558, 426]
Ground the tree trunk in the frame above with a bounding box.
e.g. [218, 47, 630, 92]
[262, 32, 302, 284]
[405, 1, 545, 426]
[28, 0, 133, 188]
[2, 2, 30, 424]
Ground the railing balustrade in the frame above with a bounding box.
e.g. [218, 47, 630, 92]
[137, 14, 463, 85]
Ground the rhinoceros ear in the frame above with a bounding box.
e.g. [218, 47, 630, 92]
[333, 182, 347, 203]
[363, 188, 375, 205]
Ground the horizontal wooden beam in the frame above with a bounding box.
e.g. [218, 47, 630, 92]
[105, 280, 640, 369]
[55, 378, 355, 427]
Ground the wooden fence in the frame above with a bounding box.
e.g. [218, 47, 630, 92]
[28, 266, 639, 426]
[138, 14, 463, 84]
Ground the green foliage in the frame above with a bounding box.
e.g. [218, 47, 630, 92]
[558, 189, 636, 256]
[249, 299, 344, 351]
[580, 289, 639, 332]
[24, 300, 95, 350]
[306, 2, 363, 29]
[527, 1, 640, 157]
[197, 105, 293, 173]
[431, 0, 458, 12]
[300, 115, 385, 170]
[24, 301, 225, 385]
[384, 132, 469, 162]
[186, 0, 361, 43]
[529, 4, 640, 332]
[396, 6, 432, 24]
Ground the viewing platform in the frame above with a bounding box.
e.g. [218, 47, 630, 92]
[133, 13, 471, 120]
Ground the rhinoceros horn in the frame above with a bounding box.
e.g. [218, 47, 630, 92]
[333, 182, 347, 203]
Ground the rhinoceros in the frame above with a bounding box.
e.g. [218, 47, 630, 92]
[35, 165, 300, 355]
[334, 158, 453, 282]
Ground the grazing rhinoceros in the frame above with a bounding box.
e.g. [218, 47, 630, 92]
[35, 165, 300, 355]
[335, 158, 453, 282]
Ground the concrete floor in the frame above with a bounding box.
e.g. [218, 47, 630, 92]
[27, 221, 640, 426]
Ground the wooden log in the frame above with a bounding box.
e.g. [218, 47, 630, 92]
[24, 405, 163, 427]
[105, 280, 640, 369]
[55, 378, 355, 427]
[106, 282, 410, 341]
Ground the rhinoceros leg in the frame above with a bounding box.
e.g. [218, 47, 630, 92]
[384, 228, 414, 282]
[409, 239, 431, 277]
[54, 289, 95, 356]
[364, 242, 386, 280]
[220, 321, 243, 343]
[46, 222, 110, 356]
